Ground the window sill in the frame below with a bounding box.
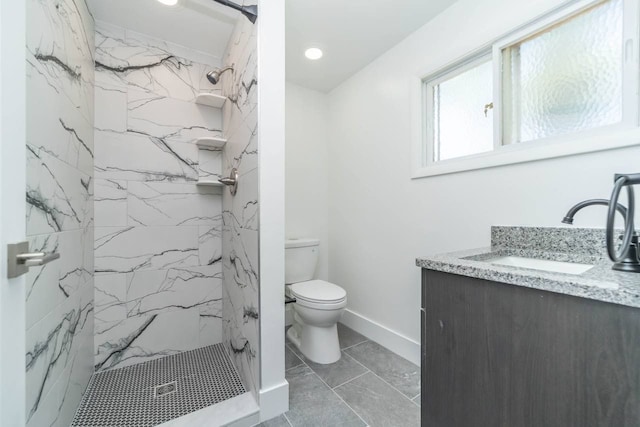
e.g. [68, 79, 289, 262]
[412, 126, 640, 179]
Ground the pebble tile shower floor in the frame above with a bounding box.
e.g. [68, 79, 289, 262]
[71, 344, 245, 427]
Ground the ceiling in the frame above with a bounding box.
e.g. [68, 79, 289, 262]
[87, 0, 457, 92]
[86, 0, 240, 60]
[286, 0, 457, 93]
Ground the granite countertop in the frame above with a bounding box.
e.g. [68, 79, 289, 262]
[416, 226, 640, 309]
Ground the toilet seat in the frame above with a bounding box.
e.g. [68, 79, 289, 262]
[290, 280, 346, 309]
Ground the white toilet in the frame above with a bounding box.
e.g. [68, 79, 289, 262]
[285, 238, 347, 364]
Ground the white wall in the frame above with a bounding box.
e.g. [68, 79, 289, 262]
[258, 0, 289, 421]
[285, 82, 329, 280]
[0, 0, 26, 425]
[326, 0, 640, 362]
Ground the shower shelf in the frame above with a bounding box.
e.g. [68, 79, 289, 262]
[195, 136, 227, 149]
[196, 180, 223, 187]
[195, 93, 227, 108]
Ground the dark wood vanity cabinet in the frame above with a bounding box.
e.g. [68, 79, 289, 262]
[421, 269, 640, 427]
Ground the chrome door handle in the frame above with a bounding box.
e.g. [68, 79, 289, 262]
[7, 241, 60, 278]
[17, 251, 60, 267]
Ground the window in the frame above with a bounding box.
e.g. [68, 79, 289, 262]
[431, 57, 493, 162]
[416, 0, 638, 177]
[502, 0, 624, 144]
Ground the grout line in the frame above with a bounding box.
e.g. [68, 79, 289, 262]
[326, 351, 373, 388]
[285, 343, 300, 357]
[283, 339, 372, 425]
[282, 412, 294, 427]
[285, 362, 304, 372]
[330, 370, 370, 390]
[285, 354, 309, 373]
[410, 396, 421, 408]
[284, 333, 416, 423]
[340, 350, 370, 372]
[342, 350, 421, 408]
[285, 348, 305, 371]
[310, 371, 369, 427]
[289, 330, 367, 356]
[371, 372, 421, 408]
[285, 334, 389, 424]
[340, 338, 369, 352]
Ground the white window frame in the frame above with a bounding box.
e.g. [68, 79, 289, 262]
[413, 0, 640, 179]
[424, 53, 493, 165]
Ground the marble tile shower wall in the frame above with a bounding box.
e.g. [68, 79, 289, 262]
[25, 0, 95, 426]
[221, 15, 260, 397]
[92, 23, 225, 371]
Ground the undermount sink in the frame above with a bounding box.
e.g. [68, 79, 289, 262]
[489, 256, 594, 275]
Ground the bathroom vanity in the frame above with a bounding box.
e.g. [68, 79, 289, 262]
[417, 227, 640, 427]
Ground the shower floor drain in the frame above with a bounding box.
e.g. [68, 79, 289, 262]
[154, 381, 177, 398]
[71, 343, 246, 427]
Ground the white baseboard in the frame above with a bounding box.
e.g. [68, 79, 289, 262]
[257, 380, 289, 423]
[160, 392, 258, 427]
[340, 309, 420, 366]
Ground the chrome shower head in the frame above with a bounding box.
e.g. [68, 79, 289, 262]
[206, 71, 221, 85]
[206, 66, 233, 85]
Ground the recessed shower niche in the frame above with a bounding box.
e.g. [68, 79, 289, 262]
[194, 100, 227, 187]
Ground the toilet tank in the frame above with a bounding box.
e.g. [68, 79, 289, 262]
[285, 238, 320, 284]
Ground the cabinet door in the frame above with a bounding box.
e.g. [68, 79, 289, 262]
[421, 269, 640, 427]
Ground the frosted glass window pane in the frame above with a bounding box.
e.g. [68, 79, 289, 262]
[504, 0, 623, 144]
[433, 60, 493, 162]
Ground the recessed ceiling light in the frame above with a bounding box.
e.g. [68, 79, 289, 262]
[304, 47, 323, 60]
[157, 0, 179, 6]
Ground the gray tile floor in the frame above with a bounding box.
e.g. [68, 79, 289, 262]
[258, 324, 421, 427]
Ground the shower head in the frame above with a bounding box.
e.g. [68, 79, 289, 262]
[206, 66, 233, 85]
[212, 0, 257, 24]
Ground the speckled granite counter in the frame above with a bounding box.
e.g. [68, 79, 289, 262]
[416, 226, 640, 309]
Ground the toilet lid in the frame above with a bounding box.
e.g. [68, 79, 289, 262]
[290, 280, 346, 303]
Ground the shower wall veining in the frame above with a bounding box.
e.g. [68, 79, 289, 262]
[92, 22, 226, 371]
[220, 15, 260, 397]
[25, 0, 95, 426]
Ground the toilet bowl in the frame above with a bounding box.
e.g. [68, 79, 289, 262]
[286, 280, 347, 364]
[285, 239, 347, 364]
